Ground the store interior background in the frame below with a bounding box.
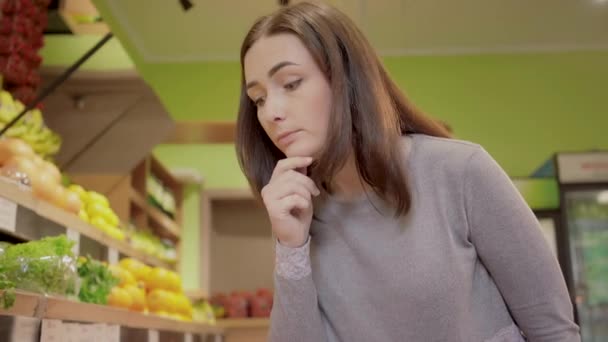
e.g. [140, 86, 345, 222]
[40, 0, 608, 291]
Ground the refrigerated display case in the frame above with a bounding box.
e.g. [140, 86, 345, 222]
[516, 151, 608, 341]
[555, 151, 608, 342]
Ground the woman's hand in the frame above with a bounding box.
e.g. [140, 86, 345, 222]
[261, 157, 320, 248]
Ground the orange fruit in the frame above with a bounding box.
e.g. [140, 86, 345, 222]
[30, 172, 57, 201]
[123, 284, 146, 312]
[119, 258, 151, 285]
[166, 271, 182, 292]
[147, 289, 171, 312]
[147, 267, 171, 291]
[1, 155, 37, 178]
[107, 287, 132, 309]
[0, 138, 35, 164]
[39, 159, 61, 184]
[64, 190, 83, 214]
[174, 293, 193, 316]
[164, 290, 180, 313]
[108, 265, 136, 287]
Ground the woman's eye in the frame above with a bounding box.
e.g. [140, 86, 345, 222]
[254, 98, 265, 107]
[284, 79, 302, 91]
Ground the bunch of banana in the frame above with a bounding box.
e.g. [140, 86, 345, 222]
[0, 90, 61, 158]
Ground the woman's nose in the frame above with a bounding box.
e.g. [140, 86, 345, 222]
[266, 96, 286, 122]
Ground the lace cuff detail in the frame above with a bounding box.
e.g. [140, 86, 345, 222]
[275, 237, 311, 280]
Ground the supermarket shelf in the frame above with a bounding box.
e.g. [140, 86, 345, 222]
[129, 187, 147, 210]
[150, 156, 180, 189]
[0, 290, 223, 335]
[216, 318, 270, 331]
[0, 179, 173, 269]
[147, 204, 180, 238]
[129, 186, 180, 240]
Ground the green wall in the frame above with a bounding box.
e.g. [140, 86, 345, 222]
[384, 52, 608, 177]
[40, 35, 134, 70]
[178, 184, 201, 290]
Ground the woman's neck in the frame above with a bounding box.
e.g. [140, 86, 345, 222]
[329, 154, 369, 201]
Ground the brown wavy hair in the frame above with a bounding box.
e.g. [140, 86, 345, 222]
[236, 1, 450, 216]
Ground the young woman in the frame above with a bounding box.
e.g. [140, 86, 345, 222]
[235, 2, 580, 341]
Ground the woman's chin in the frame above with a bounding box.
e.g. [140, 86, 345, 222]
[282, 144, 318, 159]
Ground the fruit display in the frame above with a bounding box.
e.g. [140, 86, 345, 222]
[106, 261, 146, 311]
[0, 137, 83, 215]
[192, 299, 216, 324]
[209, 288, 273, 319]
[0, 235, 78, 309]
[128, 227, 177, 263]
[0, 91, 62, 158]
[147, 175, 176, 218]
[107, 257, 193, 321]
[67, 184, 125, 241]
[0, 0, 50, 105]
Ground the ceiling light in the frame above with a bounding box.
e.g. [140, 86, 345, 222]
[179, 0, 193, 11]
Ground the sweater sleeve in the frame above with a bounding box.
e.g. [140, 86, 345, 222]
[269, 238, 329, 342]
[464, 148, 580, 342]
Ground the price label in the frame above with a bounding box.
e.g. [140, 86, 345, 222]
[11, 316, 40, 342]
[108, 248, 119, 264]
[41, 319, 64, 342]
[103, 324, 120, 342]
[0, 196, 17, 233]
[184, 333, 193, 342]
[148, 330, 159, 342]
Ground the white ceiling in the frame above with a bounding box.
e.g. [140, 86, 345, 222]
[103, 0, 608, 62]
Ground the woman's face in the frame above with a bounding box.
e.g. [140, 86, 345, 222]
[244, 33, 332, 159]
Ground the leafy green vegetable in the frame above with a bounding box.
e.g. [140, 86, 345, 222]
[77, 256, 118, 305]
[0, 274, 16, 309]
[0, 235, 78, 308]
[2, 235, 74, 260]
[0, 241, 11, 257]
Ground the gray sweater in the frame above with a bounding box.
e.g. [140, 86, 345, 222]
[270, 134, 580, 342]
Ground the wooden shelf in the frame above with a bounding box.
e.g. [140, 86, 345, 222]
[216, 318, 270, 330]
[128, 187, 147, 210]
[216, 318, 270, 341]
[150, 157, 180, 190]
[147, 204, 180, 239]
[0, 179, 173, 269]
[0, 290, 223, 335]
[129, 170, 181, 241]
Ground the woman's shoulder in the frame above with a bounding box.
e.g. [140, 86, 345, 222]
[407, 134, 484, 165]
